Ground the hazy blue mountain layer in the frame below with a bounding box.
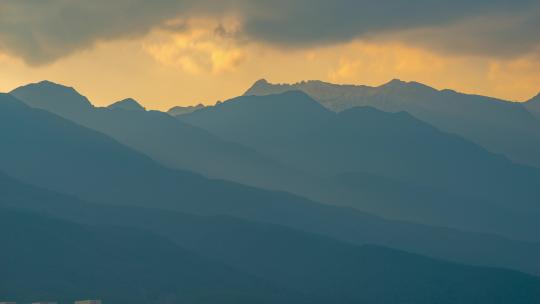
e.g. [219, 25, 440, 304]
[0, 208, 299, 304]
[12, 81, 540, 241]
[2, 175, 540, 303]
[245, 79, 540, 168]
[180, 91, 540, 241]
[1, 93, 539, 276]
[11, 81, 321, 200]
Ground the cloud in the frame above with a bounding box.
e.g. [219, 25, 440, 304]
[0, 0, 539, 65]
[487, 53, 540, 99]
[328, 42, 451, 83]
[143, 18, 246, 74]
[238, 1, 540, 59]
[0, 0, 189, 65]
[379, 6, 540, 58]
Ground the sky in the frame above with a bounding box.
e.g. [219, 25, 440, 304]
[0, 0, 539, 110]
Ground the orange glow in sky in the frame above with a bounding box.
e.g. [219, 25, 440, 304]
[1, 18, 539, 110]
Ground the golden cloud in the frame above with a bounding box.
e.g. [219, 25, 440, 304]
[143, 18, 247, 75]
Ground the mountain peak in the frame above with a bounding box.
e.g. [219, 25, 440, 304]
[167, 104, 205, 116]
[108, 98, 146, 111]
[385, 78, 407, 86]
[37, 80, 60, 86]
[254, 78, 270, 86]
[10, 80, 93, 112]
[380, 78, 437, 92]
[28, 80, 85, 97]
[244, 79, 276, 96]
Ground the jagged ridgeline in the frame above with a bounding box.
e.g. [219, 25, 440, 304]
[2, 77, 540, 304]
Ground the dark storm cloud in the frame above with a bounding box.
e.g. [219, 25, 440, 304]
[389, 8, 540, 58]
[240, 0, 540, 56]
[0, 0, 539, 65]
[0, 0, 190, 64]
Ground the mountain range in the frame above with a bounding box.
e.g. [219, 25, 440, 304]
[245, 79, 540, 169]
[2, 170, 540, 303]
[2, 78, 540, 303]
[10, 81, 540, 242]
[10, 81, 317, 198]
[179, 91, 540, 241]
[3, 90, 540, 275]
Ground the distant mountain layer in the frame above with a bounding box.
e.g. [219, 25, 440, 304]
[0, 207, 295, 304]
[2, 93, 540, 277]
[12, 80, 540, 242]
[9, 82, 540, 241]
[2, 173, 540, 304]
[168, 104, 205, 116]
[180, 91, 540, 242]
[244, 79, 540, 168]
[108, 98, 146, 111]
[10, 81, 309, 195]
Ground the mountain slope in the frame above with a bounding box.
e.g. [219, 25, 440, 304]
[182, 91, 333, 148]
[2, 172, 540, 302]
[297, 106, 540, 200]
[180, 92, 540, 241]
[245, 79, 540, 168]
[177, 224, 540, 304]
[2, 93, 540, 273]
[10, 81, 316, 195]
[0, 208, 290, 304]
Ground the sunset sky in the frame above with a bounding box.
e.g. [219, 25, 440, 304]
[1, 0, 539, 110]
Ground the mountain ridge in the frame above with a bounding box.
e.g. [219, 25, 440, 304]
[246, 78, 517, 104]
[0, 207, 295, 304]
[2, 169, 540, 302]
[10, 81, 317, 196]
[3, 93, 540, 275]
[180, 91, 540, 241]
[168, 104, 205, 116]
[108, 98, 146, 111]
[243, 78, 540, 168]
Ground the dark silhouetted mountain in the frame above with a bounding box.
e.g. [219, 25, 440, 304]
[168, 103, 205, 116]
[525, 92, 540, 118]
[183, 91, 333, 148]
[3, 94, 540, 274]
[2, 172, 540, 303]
[292, 106, 540, 198]
[180, 92, 540, 241]
[171, 220, 540, 304]
[10, 80, 93, 116]
[245, 79, 540, 168]
[108, 98, 146, 111]
[10, 81, 316, 194]
[0, 208, 295, 304]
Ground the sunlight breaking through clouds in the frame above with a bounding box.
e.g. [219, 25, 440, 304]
[143, 18, 247, 74]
